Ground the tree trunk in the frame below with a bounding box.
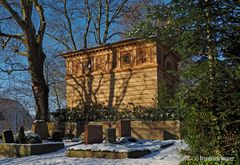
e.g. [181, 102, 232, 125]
[0, 0, 49, 121]
[28, 47, 49, 121]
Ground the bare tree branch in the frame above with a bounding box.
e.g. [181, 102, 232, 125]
[63, 0, 77, 50]
[21, 0, 33, 23]
[46, 32, 72, 50]
[83, 0, 92, 48]
[12, 49, 28, 57]
[102, 0, 110, 44]
[45, 0, 132, 49]
[0, 31, 23, 40]
[0, 16, 12, 21]
[0, 67, 29, 74]
[106, 31, 124, 41]
[32, 0, 46, 45]
[90, 0, 103, 45]
[0, 37, 10, 49]
[110, 0, 128, 24]
[92, 0, 129, 44]
[0, 0, 26, 29]
[0, 59, 29, 74]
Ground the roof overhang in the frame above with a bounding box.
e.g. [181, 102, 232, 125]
[60, 38, 151, 59]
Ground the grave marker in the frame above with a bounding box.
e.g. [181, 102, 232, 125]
[2, 130, 15, 143]
[52, 130, 63, 142]
[119, 120, 131, 137]
[84, 125, 102, 144]
[106, 128, 116, 144]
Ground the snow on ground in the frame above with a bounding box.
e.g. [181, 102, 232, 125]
[68, 139, 174, 152]
[0, 140, 186, 165]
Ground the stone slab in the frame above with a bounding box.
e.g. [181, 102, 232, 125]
[89, 121, 119, 137]
[84, 125, 103, 144]
[0, 142, 64, 157]
[2, 130, 15, 143]
[106, 128, 116, 144]
[119, 120, 131, 137]
[66, 149, 150, 159]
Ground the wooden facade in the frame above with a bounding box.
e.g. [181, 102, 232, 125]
[62, 39, 179, 109]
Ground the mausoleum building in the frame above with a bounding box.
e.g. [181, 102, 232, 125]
[62, 38, 179, 109]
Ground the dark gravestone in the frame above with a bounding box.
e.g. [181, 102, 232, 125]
[52, 130, 63, 142]
[16, 126, 26, 144]
[119, 120, 131, 137]
[106, 128, 116, 144]
[84, 125, 103, 144]
[2, 130, 15, 143]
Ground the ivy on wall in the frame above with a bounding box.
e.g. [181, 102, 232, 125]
[51, 103, 178, 122]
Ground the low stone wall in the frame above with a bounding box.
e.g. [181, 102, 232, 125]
[47, 122, 84, 138]
[47, 120, 180, 140]
[89, 120, 180, 140]
[132, 121, 180, 140]
[89, 121, 119, 137]
[0, 143, 64, 157]
[66, 149, 150, 159]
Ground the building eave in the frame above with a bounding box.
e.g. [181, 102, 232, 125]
[60, 38, 152, 58]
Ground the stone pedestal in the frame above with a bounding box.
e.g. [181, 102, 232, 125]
[106, 128, 116, 144]
[31, 120, 48, 140]
[84, 125, 102, 144]
[2, 130, 14, 143]
[119, 120, 131, 137]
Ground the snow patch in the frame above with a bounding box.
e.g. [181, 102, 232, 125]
[68, 139, 175, 152]
[0, 140, 185, 165]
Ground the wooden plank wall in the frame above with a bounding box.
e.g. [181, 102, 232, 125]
[67, 66, 158, 108]
[66, 41, 159, 109]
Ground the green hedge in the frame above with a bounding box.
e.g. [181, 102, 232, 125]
[51, 103, 178, 122]
[180, 160, 239, 165]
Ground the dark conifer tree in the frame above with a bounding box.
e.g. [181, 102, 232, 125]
[131, 0, 240, 158]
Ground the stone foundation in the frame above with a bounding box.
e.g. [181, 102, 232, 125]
[31, 120, 48, 140]
[47, 120, 180, 140]
[89, 120, 180, 140]
[66, 149, 150, 159]
[0, 143, 64, 157]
